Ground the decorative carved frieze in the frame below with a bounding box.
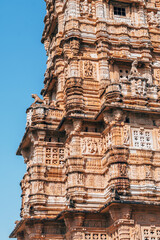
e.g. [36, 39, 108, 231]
[81, 137, 103, 155]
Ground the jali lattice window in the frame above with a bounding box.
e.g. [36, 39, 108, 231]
[142, 226, 160, 240]
[84, 233, 107, 240]
[132, 128, 153, 150]
[45, 147, 64, 165]
[119, 68, 129, 80]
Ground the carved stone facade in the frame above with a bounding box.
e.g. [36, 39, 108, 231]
[10, 0, 160, 239]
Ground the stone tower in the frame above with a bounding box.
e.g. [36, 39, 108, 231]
[10, 0, 160, 239]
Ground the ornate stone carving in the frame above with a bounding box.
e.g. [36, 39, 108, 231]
[119, 164, 127, 177]
[81, 137, 102, 155]
[157, 129, 160, 149]
[114, 109, 124, 122]
[132, 128, 153, 150]
[31, 94, 45, 105]
[145, 165, 152, 179]
[123, 125, 130, 146]
[71, 119, 82, 135]
[103, 132, 112, 152]
[26, 109, 33, 127]
[129, 76, 147, 97]
[84, 233, 107, 240]
[70, 39, 80, 55]
[147, 11, 160, 27]
[109, 205, 132, 221]
[130, 60, 139, 77]
[11, 0, 160, 239]
[84, 60, 93, 78]
[141, 226, 160, 240]
[45, 147, 65, 165]
[80, 0, 92, 17]
[72, 232, 83, 240]
[130, 225, 141, 240]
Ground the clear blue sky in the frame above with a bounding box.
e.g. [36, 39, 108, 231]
[0, 1, 47, 239]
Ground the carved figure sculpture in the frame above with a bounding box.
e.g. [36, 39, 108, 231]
[130, 60, 139, 77]
[84, 60, 93, 77]
[31, 94, 44, 105]
[80, 0, 92, 17]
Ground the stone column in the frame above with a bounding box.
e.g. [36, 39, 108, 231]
[99, 59, 110, 90]
[68, 0, 77, 17]
[57, 72, 65, 107]
[65, 120, 86, 204]
[108, 205, 134, 240]
[64, 213, 85, 240]
[96, 0, 105, 19]
[138, 5, 146, 26]
[58, 13, 64, 34]
[55, 58, 65, 107]
[65, 59, 84, 114]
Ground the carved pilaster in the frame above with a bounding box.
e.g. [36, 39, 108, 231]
[65, 76, 84, 114]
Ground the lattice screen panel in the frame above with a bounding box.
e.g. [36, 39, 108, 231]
[132, 128, 153, 150]
[141, 227, 160, 240]
[45, 147, 64, 165]
[84, 233, 107, 240]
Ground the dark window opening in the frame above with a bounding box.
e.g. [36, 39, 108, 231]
[125, 117, 130, 123]
[95, 128, 98, 132]
[153, 120, 156, 126]
[114, 7, 126, 16]
[85, 127, 88, 132]
[50, 22, 58, 39]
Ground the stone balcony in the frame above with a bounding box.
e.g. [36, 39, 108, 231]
[26, 105, 64, 129]
[105, 76, 159, 107]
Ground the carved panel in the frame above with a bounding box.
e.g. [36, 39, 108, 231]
[80, 0, 92, 18]
[123, 125, 130, 146]
[73, 232, 83, 240]
[83, 61, 97, 79]
[130, 78, 147, 97]
[157, 129, 160, 149]
[81, 137, 103, 155]
[147, 11, 160, 28]
[84, 61, 93, 78]
[103, 133, 112, 152]
[26, 109, 33, 127]
[46, 182, 63, 195]
[155, 69, 160, 85]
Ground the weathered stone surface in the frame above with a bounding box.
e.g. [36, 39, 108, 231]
[10, 0, 160, 239]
